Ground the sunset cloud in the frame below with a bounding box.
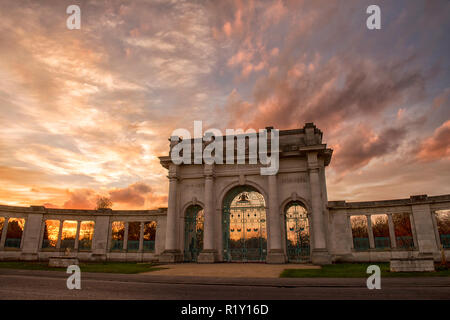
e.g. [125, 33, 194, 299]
[416, 121, 450, 162]
[0, 0, 449, 207]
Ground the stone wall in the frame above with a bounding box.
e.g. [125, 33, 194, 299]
[1, 193, 448, 264]
[0, 205, 167, 262]
[327, 194, 450, 262]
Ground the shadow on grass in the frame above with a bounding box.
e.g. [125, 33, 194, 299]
[0, 261, 167, 274]
[280, 263, 450, 278]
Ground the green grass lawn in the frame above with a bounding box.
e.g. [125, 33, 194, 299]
[0, 261, 166, 274]
[280, 263, 450, 278]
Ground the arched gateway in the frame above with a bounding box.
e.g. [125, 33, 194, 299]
[159, 123, 334, 265]
[222, 185, 267, 262]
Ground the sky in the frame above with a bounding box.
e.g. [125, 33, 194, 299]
[0, 0, 449, 210]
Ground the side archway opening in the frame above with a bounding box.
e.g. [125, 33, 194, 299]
[183, 205, 204, 262]
[285, 201, 310, 262]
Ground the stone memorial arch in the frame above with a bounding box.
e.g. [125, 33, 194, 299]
[159, 123, 333, 264]
[0, 123, 449, 264]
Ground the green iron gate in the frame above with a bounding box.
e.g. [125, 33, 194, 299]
[285, 201, 310, 262]
[223, 186, 267, 262]
[184, 205, 204, 262]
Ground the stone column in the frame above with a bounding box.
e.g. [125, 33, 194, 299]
[348, 215, 354, 250]
[139, 222, 144, 253]
[308, 152, 331, 264]
[266, 174, 286, 263]
[160, 164, 183, 262]
[409, 213, 419, 249]
[198, 164, 218, 263]
[91, 215, 110, 261]
[367, 215, 375, 249]
[56, 220, 63, 250]
[20, 211, 44, 261]
[0, 217, 9, 249]
[155, 214, 167, 255]
[431, 211, 442, 249]
[74, 221, 81, 251]
[410, 195, 438, 257]
[387, 214, 397, 248]
[38, 219, 46, 249]
[123, 222, 129, 251]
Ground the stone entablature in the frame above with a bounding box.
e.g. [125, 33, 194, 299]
[0, 205, 167, 262]
[328, 194, 450, 210]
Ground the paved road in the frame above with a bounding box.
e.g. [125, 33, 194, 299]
[0, 269, 449, 300]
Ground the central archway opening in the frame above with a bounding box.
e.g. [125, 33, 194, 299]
[222, 185, 267, 262]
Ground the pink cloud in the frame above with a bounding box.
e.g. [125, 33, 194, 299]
[416, 121, 450, 162]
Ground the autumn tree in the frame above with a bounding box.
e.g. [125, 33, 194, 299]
[96, 196, 112, 210]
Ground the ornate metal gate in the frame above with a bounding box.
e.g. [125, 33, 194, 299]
[285, 201, 310, 262]
[223, 186, 267, 262]
[184, 205, 204, 262]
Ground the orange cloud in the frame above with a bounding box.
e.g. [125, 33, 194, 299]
[63, 189, 98, 210]
[416, 121, 450, 162]
[109, 182, 152, 207]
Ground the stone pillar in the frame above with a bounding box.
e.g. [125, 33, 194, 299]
[198, 164, 218, 263]
[56, 220, 63, 250]
[308, 152, 331, 264]
[160, 164, 183, 263]
[367, 215, 375, 249]
[387, 214, 397, 248]
[138, 222, 144, 253]
[38, 219, 46, 249]
[431, 212, 441, 249]
[409, 213, 419, 249]
[0, 217, 9, 249]
[91, 215, 110, 261]
[410, 195, 438, 258]
[74, 221, 81, 250]
[266, 174, 286, 263]
[327, 204, 352, 261]
[123, 222, 129, 251]
[155, 214, 167, 255]
[348, 215, 354, 250]
[20, 210, 44, 261]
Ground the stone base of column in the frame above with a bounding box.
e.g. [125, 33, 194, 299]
[266, 249, 286, 264]
[159, 249, 184, 263]
[20, 252, 38, 261]
[90, 253, 107, 262]
[311, 248, 332, 265]
[197, 249, 218, 263]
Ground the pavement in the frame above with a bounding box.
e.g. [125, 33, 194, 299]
[144, 262, 320, 278]
[0, 268, 449, 300]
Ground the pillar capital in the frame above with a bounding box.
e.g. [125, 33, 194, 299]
[204, 174, 215, 180]
[203, 164, 215, 178]
[307, 151, 319, 169]
[168, 163, 178, 179]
